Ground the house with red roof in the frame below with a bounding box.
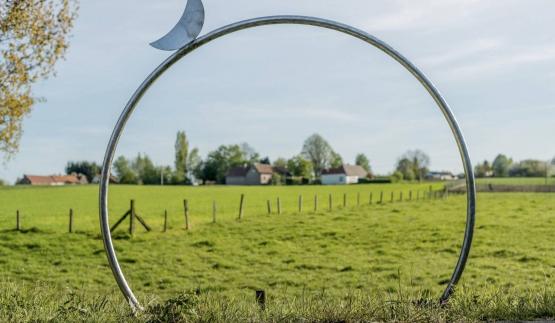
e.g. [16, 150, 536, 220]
[18, 174, 88, 186]
[225, 163, 289, 185]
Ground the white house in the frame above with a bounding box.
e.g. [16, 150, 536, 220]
[425, 171, 457, 181]
[321, 164, 368, 185]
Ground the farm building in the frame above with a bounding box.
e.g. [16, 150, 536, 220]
[321, 164, 368, 185]
[18, 174, 88, 186]
[225, 163, 288, 185]
[425, 171, 457, 181]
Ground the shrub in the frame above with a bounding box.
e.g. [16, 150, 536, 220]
[390, 171, 404, 183]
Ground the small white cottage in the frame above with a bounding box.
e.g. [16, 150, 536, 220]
[321, 164, 368, 185]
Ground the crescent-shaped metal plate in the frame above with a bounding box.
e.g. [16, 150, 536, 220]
[100, 15, 477, 311]
[150, 0, 205, 51]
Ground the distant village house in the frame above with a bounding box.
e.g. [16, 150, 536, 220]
[321, 164, 368, 185]
[225, 163, 290, 185]
[425, 171, 457, 181]
[18, 174, 88, 186]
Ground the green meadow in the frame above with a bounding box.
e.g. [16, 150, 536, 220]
[0, 184, 554, 321]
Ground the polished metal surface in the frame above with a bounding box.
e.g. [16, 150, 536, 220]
[150, 0, 205, 51]
[100, 15, 476, 310]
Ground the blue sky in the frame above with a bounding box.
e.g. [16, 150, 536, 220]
[1, 0, 555, 183]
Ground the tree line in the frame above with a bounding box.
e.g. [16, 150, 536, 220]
[474, 154, 555, 178]
[65, 132, 374, 185]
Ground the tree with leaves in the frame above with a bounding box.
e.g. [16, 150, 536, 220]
[65, 161, 99, 183]
[397, 150, 430, 182]
[113, 156, 138, 184]
[301, 133, 336, 177]
[187, 147, 202, 183]
[240, 142, 260, 165]
[355, 153, 371, 173]
[395, 158, 416, 181]
[259, 156, 271, 165]
[492, 154, 512, 177]
[474, 160, 491, 178]
[330, 151, 343, 168]
[1, 0, 78, 156]
[272, 157, 288, 169]
[202, 144, 245, 184]
[132, 153, 159, 185]
[287, 155, 314, 179]
[174, 131, 189, 184]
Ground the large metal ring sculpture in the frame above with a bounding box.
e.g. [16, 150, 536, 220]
[99, 15, 476, 311]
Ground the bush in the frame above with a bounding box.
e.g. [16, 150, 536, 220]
[390, 171, 404, 183]
[286, 177, 308, 185]
[358, 177, 392, 184]
[271, 173, 283, 186]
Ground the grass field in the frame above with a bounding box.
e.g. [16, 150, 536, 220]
[0, 183, 554, 321]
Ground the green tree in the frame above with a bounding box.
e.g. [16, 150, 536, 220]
[330, 151, 343, 168]
[240, 142, 260, 165]
[65, 161, 99, 182]
[398, 150, 430, 182]
[202, 144, 246, 183]
[132, 153, 159, 185]
[301, 133, 335, 177]
[174, 131, 189, 184]
[492, 154, 512, 177]
[474, 160, 492, 178]
[391, 171, 404, 183]
[272, 157, 288, 169]
[396, 157, 416, 181]
[287, 155, 314, 179]
[355, 153, 371, 173]
[259, 156, 271, 165]
[1, 0, 78, 156]
[113, 156, 138, 184]
[509, 159, 547, 177]
[187, 147, 202, 183]
[271, 173, 282, 186]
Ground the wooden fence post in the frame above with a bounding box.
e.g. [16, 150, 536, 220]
[328, 193, 332, 211]
[369, 192, 373, 205]
[164, 210, 168, 232]
[399, 192, 403, 202]
[256, 290, 266, 311]
[183, 199, 190, 230]
[298, 195, 303, 213]
[69, 209, 74, 233]
[267, 200, 272, 215]
[277, 197, 281, 215]
[379, 191, 384, 204]
[212, 201, 217, 223]
[357, 193, 360, 206]
[314, 194, 318, 212]
[129, 200, 135, 236]
[16, 210, 20, 231]
[343, 193, 347, 208]
[238, 194, 245, 220]
[390, 192, 394, 203]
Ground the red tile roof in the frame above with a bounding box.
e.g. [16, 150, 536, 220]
[253, 163, 273, 174]
[23, 174, 84, 185]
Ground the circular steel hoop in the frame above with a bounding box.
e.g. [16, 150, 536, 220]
[99, 15, 476, 310]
